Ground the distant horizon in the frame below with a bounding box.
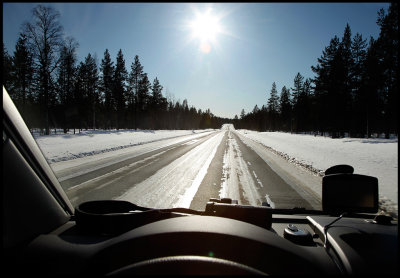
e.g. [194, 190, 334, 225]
[2, 2, 390, 119]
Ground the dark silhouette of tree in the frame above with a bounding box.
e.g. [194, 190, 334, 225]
[267, 82, 279, 131]
[360, 37, 385, 138]
[84, 53, 99, 129]
[291, 73, 304, 132]
[73, 61, 86, 130]
[57, 37, 78, 104]
[23, 5, 64, 135]
[9, 33, 34, 121]
[349, 32, 368, 137]
[2, 43, 13, 90]
[300, 78, 313, 132]
[137, 72, 151, 129]
[56, 36, 78, 132]
[376, 3, 398, 138]
[311, 36, 340, 137]
[99, 49, 114, 129]
[335, 23, 354, 137]
[279, 86, 292, 132]
[113, 49, 128, 130]
[149, 77, 164, 129]
[72, 54, 99, 131]
[128, 55, 144, 130]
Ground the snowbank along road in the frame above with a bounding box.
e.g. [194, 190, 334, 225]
[52, 124, 322, 210]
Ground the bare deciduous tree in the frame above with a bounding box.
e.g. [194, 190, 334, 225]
[23, 5, 64, 135]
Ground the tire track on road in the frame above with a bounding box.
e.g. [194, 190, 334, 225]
[66, 131, 220, 207]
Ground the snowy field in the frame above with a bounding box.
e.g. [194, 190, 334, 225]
[237, 130, 398, 215]
[34, 127, 397, 216]
[34, 129, 214, 164]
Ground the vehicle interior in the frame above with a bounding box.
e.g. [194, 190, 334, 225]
[3, 87, 398, 275]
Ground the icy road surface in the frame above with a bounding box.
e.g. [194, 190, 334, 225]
[42, 125, 320, 210]
[37, 124, 397, 216]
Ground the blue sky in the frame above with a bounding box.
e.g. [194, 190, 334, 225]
[3, 2, 390, 119]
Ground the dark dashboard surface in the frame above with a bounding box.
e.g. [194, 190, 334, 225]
[18, 212, 397, 275]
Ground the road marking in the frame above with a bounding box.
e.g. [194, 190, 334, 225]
[177, 137, 220, 208]
[182, 139, 200, 145]
[252, 170, 264, 187]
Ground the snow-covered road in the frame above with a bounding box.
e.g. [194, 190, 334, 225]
[36, 125, 397, 217]
[116, 131, 225, 208]
[219, 129, 264, 206]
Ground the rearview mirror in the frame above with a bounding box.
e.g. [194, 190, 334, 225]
[322, 173, 378, 214]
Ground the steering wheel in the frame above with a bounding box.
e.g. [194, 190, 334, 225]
[88, 216, 322, 275]
[108, 255, 267, 275]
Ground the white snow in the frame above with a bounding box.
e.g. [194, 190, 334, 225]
[34, 129, 214, 164]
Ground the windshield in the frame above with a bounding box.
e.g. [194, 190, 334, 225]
[2, 3, 397, 217]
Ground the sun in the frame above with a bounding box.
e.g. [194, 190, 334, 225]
[188, 9, 223, 53]
[190, 10, 222, 43]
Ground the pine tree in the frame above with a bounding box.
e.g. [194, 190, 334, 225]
[337, 23, 354, 137]
[350, 33, 368, 136]
[291, 73, 304, 132]
[300, 78, 313, 132]
[84, 53, 99, 129]
[56, 37, 79, 132]
[141, 73, 152, 128]
[376, 3, 398, 138]
[128, 55, 144, 129]
[240, 109, 246, 119]
[311, 36, 340, 136]
[10, 33, 34, 116]
[2, 44, 13, 91]
[113, 49, 127, 129]
[360, 37, 385, 138]
[149, 77, 163, 129]
[267, 82, 279, 130]
[291, 73, 304, 108]
[279, 86, 292, 132]
[267, 82, 279, 113]
[100, 49, 114, 129]
[74, 61, 86, 130]
[56, 37, 78, 106]
[151, 77, 163, 109]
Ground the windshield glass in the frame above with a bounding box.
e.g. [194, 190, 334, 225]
[2, 3, 397, 217]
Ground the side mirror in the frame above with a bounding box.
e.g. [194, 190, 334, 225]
[322, 166, 378, 214]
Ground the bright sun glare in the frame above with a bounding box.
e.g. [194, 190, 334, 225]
[189, 9, 223, 53]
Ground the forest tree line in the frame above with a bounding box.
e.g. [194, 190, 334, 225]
[2, 5, 227, 135]
[234, 3, 398, 138]
[2, 4, 398, 138]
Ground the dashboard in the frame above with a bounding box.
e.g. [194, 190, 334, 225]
[18, 209, 397, 275]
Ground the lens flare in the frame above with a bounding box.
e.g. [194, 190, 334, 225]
[200, 42, 212, 53]
[188, 8, 223, 54]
